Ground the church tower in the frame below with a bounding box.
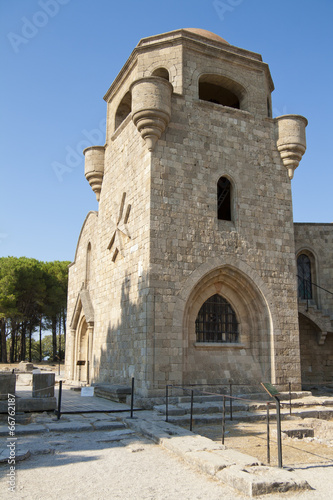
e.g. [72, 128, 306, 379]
[65, 29, 307, 397]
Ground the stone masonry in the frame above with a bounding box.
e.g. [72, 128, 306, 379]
[65, 29, 332, 397]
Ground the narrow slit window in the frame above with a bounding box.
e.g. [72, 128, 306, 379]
[217, 177, 231, 221]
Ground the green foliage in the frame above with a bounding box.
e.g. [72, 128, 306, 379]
[0, 257, 70, 362]
[27, 334, 65, 362]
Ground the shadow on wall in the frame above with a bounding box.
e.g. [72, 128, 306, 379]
[94, 270, 150, 390]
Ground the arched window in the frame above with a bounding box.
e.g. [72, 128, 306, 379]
[152, 67, 169, 81]
[217, 177, 231, 221]
[297, 254, 312, 299]
[85, 242, 91, 288]
[195, 294, 239, 343]
[115, 91, 131, 130]
[199, 75, 243, 109]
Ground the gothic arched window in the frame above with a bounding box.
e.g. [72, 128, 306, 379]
[297, 254, 312, 300]
[195, 294, 239, 343]
[217, 176, 231, 221]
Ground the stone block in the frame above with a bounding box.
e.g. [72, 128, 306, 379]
[18, 361, 34, 372]
[32, 373, 55, 398]
[0, 373, 16, 400]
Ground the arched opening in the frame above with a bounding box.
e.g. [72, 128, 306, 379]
[195, 294, 238, 343]
[152, 67, 169, 81]
[199, 74, 244, 109]
[115, 91, 131, 130]
[217, 176, 232, 221]
[183, 266, 272, 385]
[297, 253, 313, 300]
[77, 318, 87, 382]
[299, 313, 325, 385]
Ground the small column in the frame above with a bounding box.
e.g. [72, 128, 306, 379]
[87, 323, 94, 384]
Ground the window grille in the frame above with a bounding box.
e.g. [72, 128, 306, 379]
[195, 294, 239, 343]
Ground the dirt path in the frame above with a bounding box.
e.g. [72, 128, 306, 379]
[193, 418, 333, 468]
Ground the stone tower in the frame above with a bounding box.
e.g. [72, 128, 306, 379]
[65, 29, 308, 397]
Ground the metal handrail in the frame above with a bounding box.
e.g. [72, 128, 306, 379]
[297, 275, 333, 297]
[297, 275, 333, 312]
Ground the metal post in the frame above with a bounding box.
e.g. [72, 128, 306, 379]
[190, 390, 194, 432]
[289, 382, 292, 415]
[165, 385, 169, 422]
[229, 382, 233, 421]
[266, 403, 270, 464]
[87, 360, 89, 386]
[222, 395, 226, 445]
[274, 396, 283, 468]
[57, 380, 62, 420]
[130, 377, 134, 418]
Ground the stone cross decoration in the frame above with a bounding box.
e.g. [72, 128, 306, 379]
[107, 192, 131, 261]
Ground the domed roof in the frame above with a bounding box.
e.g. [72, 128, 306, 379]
[184, 28, 229, 45]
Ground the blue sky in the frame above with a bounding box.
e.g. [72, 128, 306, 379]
[1, 0, 332, 262]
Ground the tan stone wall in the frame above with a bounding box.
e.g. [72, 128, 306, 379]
[294, 223, 333, 314]
[299, 314, 333, 385]
[89, 115, 152, 390]
[294, 223, 333, 385]
[148, 89, 300, 391]
[65, 211, 98, 380]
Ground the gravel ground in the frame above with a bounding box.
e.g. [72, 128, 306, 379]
[1, 427, 333, 500]
[1, 430, 245, 500]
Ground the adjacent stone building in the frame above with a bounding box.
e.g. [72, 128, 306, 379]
[64, 29, 333, 397]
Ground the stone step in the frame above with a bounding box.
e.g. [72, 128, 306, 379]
[155, 401, 249, 416]
[164, 406, 333, 426]
[249, 396, 333, 411]
[94, 384, 131, 403]
[155, 393, 328, 417]
[171, 390, 312, 404]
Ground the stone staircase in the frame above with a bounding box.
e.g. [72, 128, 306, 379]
[152, 390, 333, 426]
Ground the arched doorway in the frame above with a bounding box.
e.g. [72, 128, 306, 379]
[75, 316, 94, 383]
[76, 318, 88, 382]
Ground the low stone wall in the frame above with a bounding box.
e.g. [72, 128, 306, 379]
[0, 371, 56, 413]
